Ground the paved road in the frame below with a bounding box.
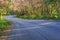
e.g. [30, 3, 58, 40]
[5, 16, 60, 40]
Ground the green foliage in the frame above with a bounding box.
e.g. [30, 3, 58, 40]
[0, 16, 11, 31]
[0, 20, 10, 31]
[44, 0, 54, 3]
[0, 7, 7, 16]
[10, 0, 60, 20]
[0, 0, 60, 20]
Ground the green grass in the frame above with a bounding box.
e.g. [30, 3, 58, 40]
[16, 15, 60, 20]
[0, 16, 11, 31]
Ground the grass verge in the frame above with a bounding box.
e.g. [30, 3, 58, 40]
[0, 16, 12, 40]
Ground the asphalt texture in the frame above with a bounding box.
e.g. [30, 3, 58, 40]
[5, 16, 60, 40]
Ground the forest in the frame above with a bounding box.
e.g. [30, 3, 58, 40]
[0, 0, 60, 19]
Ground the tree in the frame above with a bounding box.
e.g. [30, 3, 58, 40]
[0, 0, 10, 15]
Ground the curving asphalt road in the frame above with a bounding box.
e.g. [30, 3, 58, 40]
[5, 16, 60, 40]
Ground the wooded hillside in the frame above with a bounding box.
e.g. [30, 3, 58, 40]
[0, 0, 60, 19]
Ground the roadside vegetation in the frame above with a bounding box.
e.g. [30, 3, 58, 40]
[11, 0, 60, 20]
[0, 16, 11, 31]
[0, 0, 11, 36]
[0, 0, 60, 20]
[0, 16, 11, 36]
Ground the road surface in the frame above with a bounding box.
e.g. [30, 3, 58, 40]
[5, 16, 60, 40]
